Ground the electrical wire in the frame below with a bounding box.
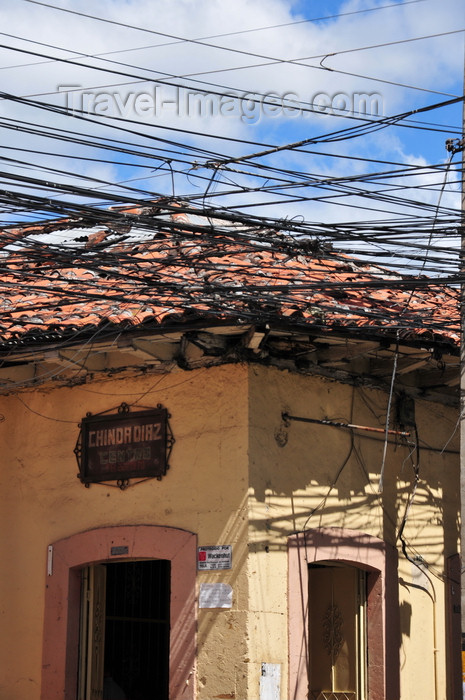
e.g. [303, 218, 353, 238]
[19, 0, 457, 98]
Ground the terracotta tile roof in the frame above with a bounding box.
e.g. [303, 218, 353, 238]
[0, 204, 459, 350]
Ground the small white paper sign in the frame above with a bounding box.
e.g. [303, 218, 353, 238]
[199, 583, 233, 609]
[260, 663, 281, 700]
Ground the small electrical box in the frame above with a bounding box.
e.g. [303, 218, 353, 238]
[396, 393, 416, 429]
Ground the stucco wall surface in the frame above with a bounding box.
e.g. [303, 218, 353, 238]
[0, 361, 460, 700]
[247, 364, 460, 700]
[0, 364, 249, 700]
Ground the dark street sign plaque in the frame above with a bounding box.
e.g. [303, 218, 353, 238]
[76, 406, 171, 485]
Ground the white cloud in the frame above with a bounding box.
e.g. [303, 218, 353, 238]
[0, 0, 461, 251]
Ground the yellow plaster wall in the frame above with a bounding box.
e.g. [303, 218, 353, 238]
[247, 364, 460, 700]
[0, 364, 249, 700]
[0, 360, 459, 700]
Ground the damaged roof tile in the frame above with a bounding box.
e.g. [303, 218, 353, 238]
[0, 205, 459, 350]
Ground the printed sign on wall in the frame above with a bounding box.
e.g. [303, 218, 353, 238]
[197, 545, 232, 570]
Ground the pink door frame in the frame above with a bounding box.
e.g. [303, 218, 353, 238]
[41, 525, 197, 700]
[288, 527, 399, 700]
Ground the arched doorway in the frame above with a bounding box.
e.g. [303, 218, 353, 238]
[288, 527, 399, 700]
[41, 525, 196, 700]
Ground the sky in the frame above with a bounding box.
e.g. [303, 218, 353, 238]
[0, 0, 463, 272]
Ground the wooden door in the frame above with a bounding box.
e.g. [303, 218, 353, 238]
[78, 565, 106, 700]
[308, 564, 366, 700]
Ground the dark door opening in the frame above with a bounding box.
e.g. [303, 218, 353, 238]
[79, 559, 170, 700]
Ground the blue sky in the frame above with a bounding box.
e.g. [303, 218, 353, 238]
[0, 0, 462, 238]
